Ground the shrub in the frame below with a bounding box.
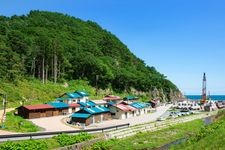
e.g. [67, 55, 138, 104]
[54, 132, 93, 147]
[0, 140, 48, 150]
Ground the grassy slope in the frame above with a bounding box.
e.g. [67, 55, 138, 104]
[170, 111, 225, 150]
[2, 111, 40, 132]
[89, 119, 204, 150]
[177, 128, 225, 150]
[0, 79, 130, 108]
[0, 79, 144, 133]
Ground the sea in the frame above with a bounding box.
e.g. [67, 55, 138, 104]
[186, 95, 225, 101]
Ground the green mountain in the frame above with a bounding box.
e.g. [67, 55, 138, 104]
[0, 10, 178, 100]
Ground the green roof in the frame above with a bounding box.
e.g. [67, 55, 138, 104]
[124, 95, 138, 100]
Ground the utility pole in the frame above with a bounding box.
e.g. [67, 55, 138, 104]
[95, 75, 99, 96]
[1, 94, 7, 126]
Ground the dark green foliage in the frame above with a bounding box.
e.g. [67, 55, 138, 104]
[54, 132, 93, 147]
[0, 10, 178, 97]
[0, 140, 48, 150]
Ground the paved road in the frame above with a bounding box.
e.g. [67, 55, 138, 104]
[106, 111, 216, 139]
[28, 104, 172, 131]
[87, 104, 172, 128]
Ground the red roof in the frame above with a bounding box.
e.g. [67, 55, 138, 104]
[24, 104, 54, 110]
[115, 104, 137, 112]
[103, 95, 122, 101]
[126, 105, 137, 111]
[69, 103, 80, 108]
[150, 100, 157, 104]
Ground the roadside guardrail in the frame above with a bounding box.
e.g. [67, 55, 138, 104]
[0, 123, 130, 142]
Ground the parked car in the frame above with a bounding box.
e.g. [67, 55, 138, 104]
[157, 117, 166, 121]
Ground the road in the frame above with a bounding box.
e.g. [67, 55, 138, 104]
[28, 104, 172, 131]
[105, 111, 217, 139]
[87, 104, 172, 128]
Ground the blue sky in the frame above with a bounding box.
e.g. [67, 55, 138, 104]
[1, 0, 225, 95]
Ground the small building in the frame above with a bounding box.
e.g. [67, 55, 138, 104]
[109, 102, 137, 119]
[17, 104, 54, 119]
[150, 98, 161, 108]
[103, 95, 123, 104]
[48, 102, 69, 115]
[75, 91, 89, 102]
[79, 101, 96, 108]
[92, 100, 108, 107]
[216, 101, 225, 109]
[68, 103, 80, 114]
[177, 100, 192, 109]
[190, 102, 201, 110]
[56, 91, 89, 104]
[123, 95, 138, 104]
[130, 102, 152, 115]
[57, 92, 83, 104]
[70, 106, 111, 126]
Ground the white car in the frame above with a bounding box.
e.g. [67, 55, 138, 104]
[157, 117, 166, 121]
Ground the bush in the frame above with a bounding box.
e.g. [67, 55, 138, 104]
[92, 141, 111, 150]
[0, 140, 48, 150]
[91, 139, 118, 150]
[54, 132, 93, 147]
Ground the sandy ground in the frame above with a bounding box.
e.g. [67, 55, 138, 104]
[0, 108, 14, 117]
[29, 115, 79, 132]
[29, 104, 172, 132]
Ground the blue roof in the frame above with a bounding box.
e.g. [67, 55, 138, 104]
[79, 101, 96, 107]
[130, 102, 149, 109]
[48, 102, 69, 108]
[83, 106, 109, 114]
[67, 92, 83, 98]
[75, 91, 89, 97]
[71, 113, 91, 119]
[108, 101, 115, 106]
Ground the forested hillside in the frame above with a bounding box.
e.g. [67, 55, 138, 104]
[0, 11, 178, 100]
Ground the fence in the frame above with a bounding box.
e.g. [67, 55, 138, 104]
[0, 123, 129, 142]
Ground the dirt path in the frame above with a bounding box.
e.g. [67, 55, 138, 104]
[0, 130, 17, 135]
[0, 108, 17, 135]
[29, 115, 78, 132]
[0, 108, 15, 117]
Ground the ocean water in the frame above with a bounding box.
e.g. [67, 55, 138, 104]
[186, 95, 225, 101]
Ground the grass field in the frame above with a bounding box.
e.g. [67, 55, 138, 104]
[170, 110, 225, 150]
[1, 111, 40, 132]
[88, 119, 204, 150]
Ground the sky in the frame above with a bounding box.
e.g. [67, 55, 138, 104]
[0, 0, 225, 95]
